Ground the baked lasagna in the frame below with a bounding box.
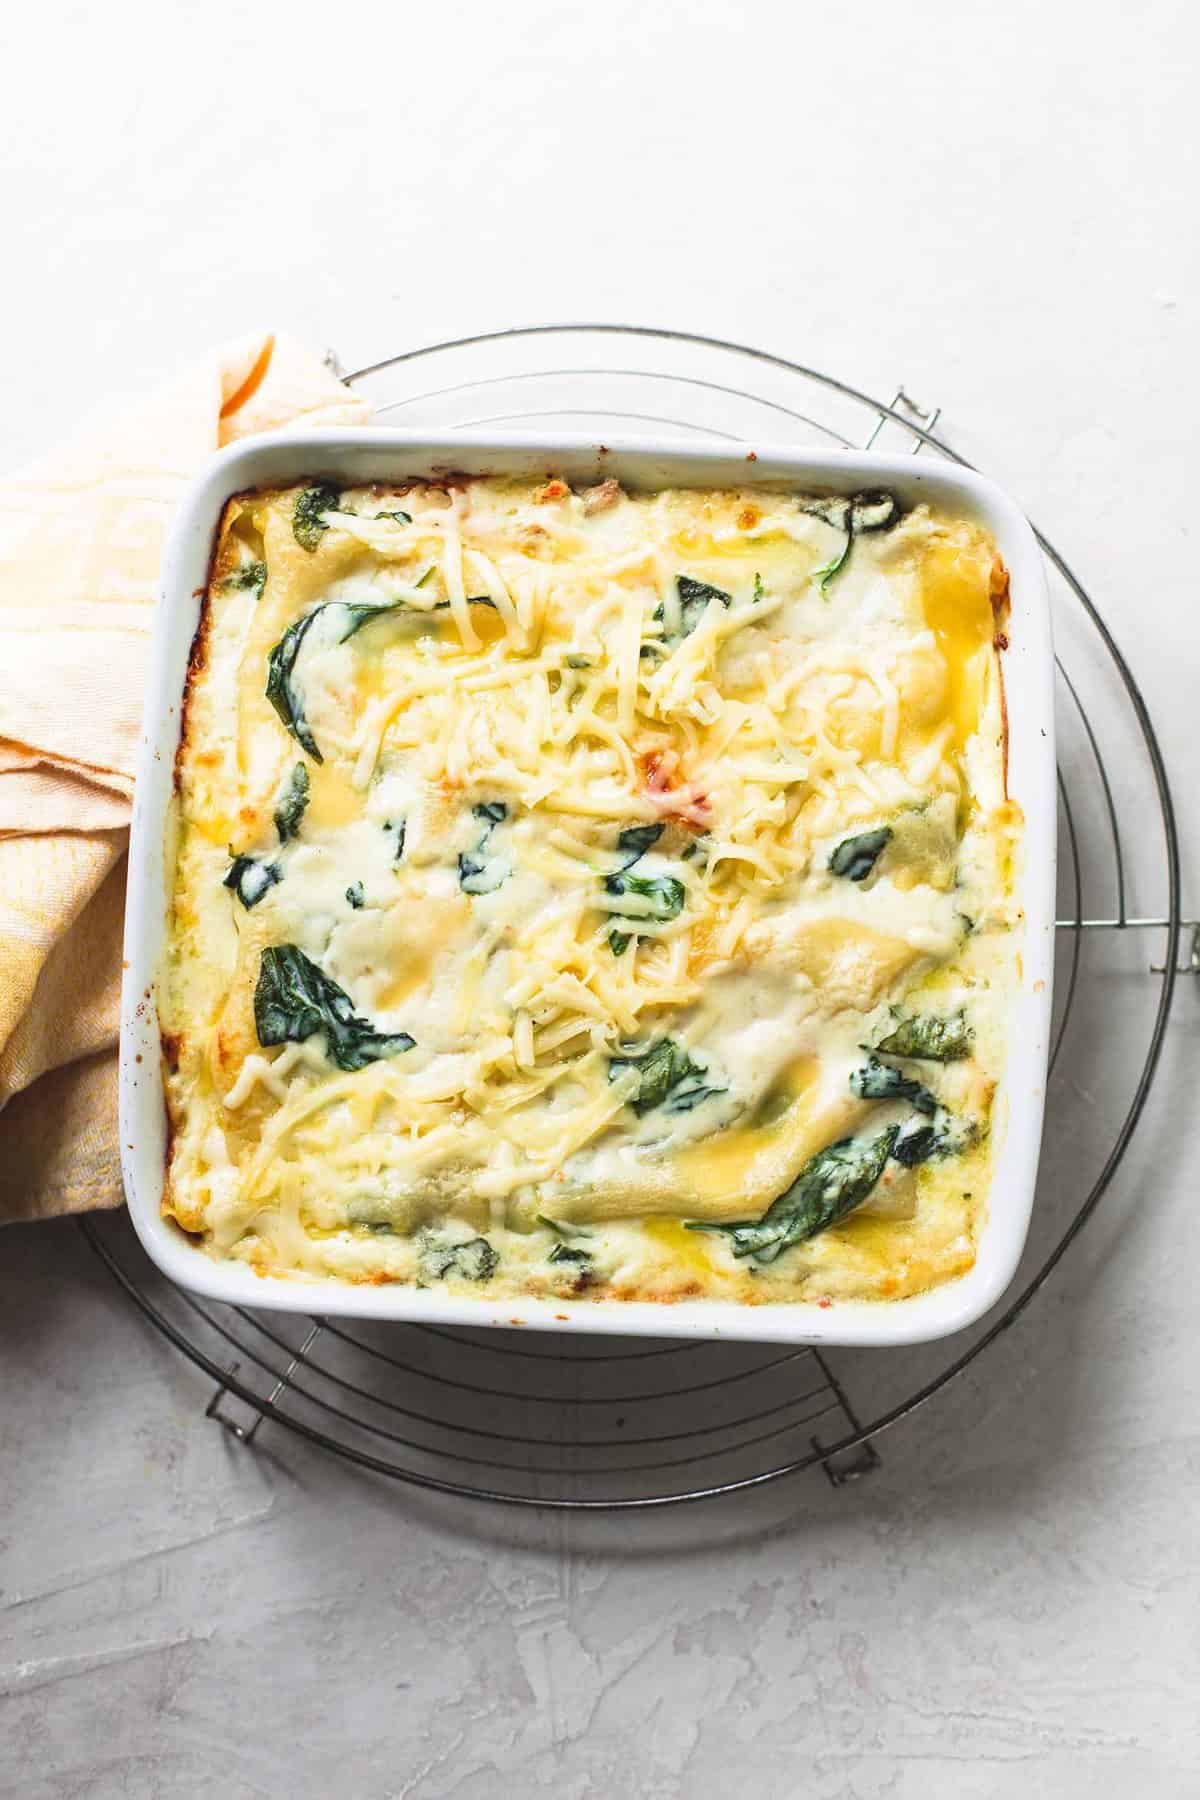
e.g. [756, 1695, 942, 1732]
[161, 472, 1021, 1304]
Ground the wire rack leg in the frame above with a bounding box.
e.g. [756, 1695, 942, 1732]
[862, 387, 941, 456]
[1152, 922, 1200, 976]
[812, 1435, 882, 1487]
[206, 1323, 325, 1446]
[808, 1350, 881, 1486]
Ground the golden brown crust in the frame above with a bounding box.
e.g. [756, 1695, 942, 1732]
[163, 497, 244, 1217]
[173, 499, 239, 798]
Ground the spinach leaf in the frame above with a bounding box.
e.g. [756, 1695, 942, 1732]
[875, 1009, 973, 1062]
[850, 491, 900, 533]
[431, 594, 497, 612]
[829, 826, 892, 882]
[384, 818, 407, 862]
[324, 500, 412, 528]
[548, 1241, 594, 1286]
[663, 1078, 727, 1114]
[850, 1055, 939, 1116]
[265, 599, 406, 762]
[345, 881, 365, 909]
[224, 560, 268, 599]
[458, 802, 510, 895]
[548, 1243, 592, 1269]
[801, 489, 901, 594]
[676, 574, 732, 638]
[800, 496, 852, 531]
[849, 1046, 970, 1168]
[603, 870, 686, 920]
[254, 944, 415, 1071]
[273, 762, 310, 843]
[337, 602, 406, 640]
[691, 1126, 898, 1263]
[752, 571, 765, 604]
[812, 536, 852, 596]
[265, 611, 324, 761]
[616, 823, 663, 866]
[890, 1121, 939, 1167]
[609, 1038, 710, 1115]
[420, 1236, 499, 1282]
[223, 855, 282, 909]
[604, 825, 666, 950]
[537, 1214, 593, 1239]
[293, 483, 341, 552]
[459, 851, 508, 894]
[891, 1111, 968, 1166]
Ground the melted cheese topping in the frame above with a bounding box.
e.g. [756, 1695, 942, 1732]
[162, 476, 1021, 1305]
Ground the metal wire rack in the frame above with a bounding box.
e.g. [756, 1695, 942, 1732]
[80, 324, 1189, 1509]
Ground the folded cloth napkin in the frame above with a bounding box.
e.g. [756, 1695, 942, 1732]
[0, 334, 370, 1223]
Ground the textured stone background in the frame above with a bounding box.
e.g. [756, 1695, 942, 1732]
[2, 1, 1198, 1793]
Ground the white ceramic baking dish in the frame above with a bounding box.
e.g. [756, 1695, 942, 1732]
[120, 430, 1055, 1346]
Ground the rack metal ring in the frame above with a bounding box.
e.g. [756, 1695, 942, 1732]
[80, 323, 1184, 1509]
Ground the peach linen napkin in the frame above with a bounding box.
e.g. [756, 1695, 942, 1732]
[0, 333, 369, 1223]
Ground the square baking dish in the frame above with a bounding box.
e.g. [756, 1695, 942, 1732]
[120, 430, 1055, 1346]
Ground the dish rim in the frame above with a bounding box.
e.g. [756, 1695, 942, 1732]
[119, 428, 1056, 1347]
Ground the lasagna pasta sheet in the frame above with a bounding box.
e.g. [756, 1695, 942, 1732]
[162, 474, 1021, 1305]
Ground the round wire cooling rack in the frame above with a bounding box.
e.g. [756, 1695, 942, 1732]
[80, 324, 1191, 1511]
